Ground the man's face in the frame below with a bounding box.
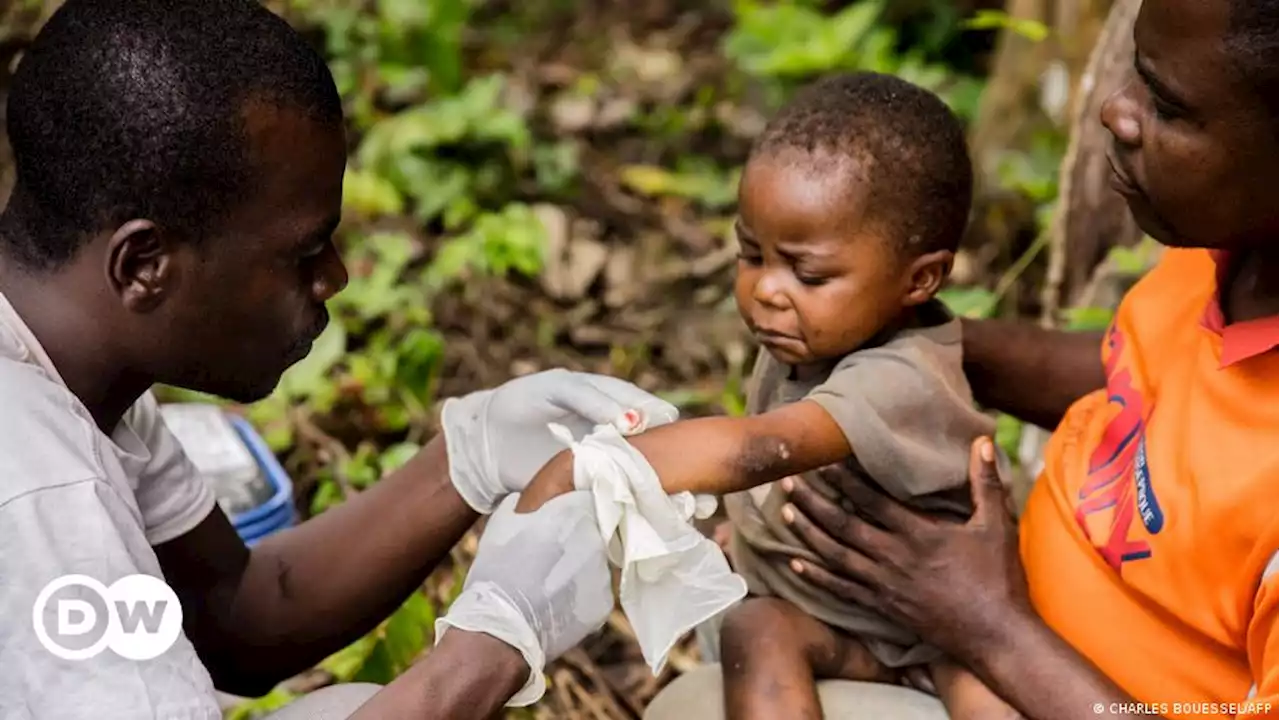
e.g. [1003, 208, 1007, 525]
[733, 153, 909, 369]
[151, 102, 349, 402]
[1100, 0, 1277, 250]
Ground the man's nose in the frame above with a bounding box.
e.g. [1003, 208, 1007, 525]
[312, 244, 349, 302]
[1100, 80, 1141, 149]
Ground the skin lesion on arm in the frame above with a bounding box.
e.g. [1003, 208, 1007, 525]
[515, 400, 853, 513]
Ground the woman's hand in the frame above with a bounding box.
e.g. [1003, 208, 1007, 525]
[778, 437, 1033, 666]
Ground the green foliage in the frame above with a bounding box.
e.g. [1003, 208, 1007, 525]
[287, 0, 474, 127]
[996, 130, 1068, 204]
[722, 0, 985, 119]
[224, 686, 300, 720]
[424, 203, 547, 291]
[938, 286, 999, 320]
[961, 10, 1049, 42]
[355, 74, 532, 228]
[318, 590, 438, 685]
[619, 159, 741, 210]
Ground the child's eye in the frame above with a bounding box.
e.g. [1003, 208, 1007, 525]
[796, 274, 828, 287]
[736, 251, 762, 266]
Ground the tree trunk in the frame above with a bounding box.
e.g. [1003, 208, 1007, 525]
[1040, 0, 1146, 321]
[964, 0, 1116, 301]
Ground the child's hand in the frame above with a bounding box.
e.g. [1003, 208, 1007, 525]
[514, 449, 575, 513]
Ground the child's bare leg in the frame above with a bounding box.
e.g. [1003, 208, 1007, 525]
[931, 659, 1023, 720]
[720, 597, 891, 720]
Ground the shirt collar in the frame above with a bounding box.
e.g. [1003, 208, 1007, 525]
[1201, 250, 1279, 367]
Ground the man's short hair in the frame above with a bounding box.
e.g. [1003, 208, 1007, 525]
[751, 72, 973, 258]
[1, 0, 343, 270]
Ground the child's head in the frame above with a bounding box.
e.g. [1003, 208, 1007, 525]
[733, 72, 972, 367]
[1100, 0, 1276, 251]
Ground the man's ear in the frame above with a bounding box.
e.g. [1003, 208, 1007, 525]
[901, 249, 954, 307]
[105, 220, 177, 313]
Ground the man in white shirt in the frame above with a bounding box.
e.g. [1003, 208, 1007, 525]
[0, 1, 675, 717]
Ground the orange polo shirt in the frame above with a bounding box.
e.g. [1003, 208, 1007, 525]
[1023, 248, 1278, 719]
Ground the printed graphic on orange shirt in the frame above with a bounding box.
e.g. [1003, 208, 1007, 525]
[1074, 324, 1165, 571]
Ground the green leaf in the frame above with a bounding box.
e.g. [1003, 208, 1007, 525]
[275, 322, 347, 401]
[995, 413, 1024, 466]
[396, 328, 446, 398]
[383, 593, 433, 671]
[962, 10, 1049, 42]
[1105, 237, 1161, 276]
[343, 169, 405, 218]
[1062, 306, 1115, 332]
[938, 286, 998, 319]
[310, 479, 344, 516]
[319, 633, 381, 682]
[352, 641, 397, 685]
[380, 442, 421, 473]
[224, 686, 298, 720]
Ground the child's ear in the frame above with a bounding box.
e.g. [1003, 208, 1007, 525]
[901, 250, 954, 307]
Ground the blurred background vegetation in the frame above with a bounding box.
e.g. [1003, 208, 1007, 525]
[1, 0, 1158, 717]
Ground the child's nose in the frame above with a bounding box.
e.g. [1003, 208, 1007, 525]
[751, 272, 790, 309]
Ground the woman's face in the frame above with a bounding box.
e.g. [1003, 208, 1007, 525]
[1099, 0, 1277, 251]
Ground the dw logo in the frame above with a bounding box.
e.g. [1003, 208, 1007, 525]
[31, 574, 183, 661]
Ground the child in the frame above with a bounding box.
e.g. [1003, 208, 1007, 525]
[518, 72, 1013, 718]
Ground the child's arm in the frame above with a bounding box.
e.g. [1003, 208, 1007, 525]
[515, 400, 850, 512]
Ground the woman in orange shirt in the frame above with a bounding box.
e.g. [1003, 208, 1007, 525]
[776, 0, 1277, 717]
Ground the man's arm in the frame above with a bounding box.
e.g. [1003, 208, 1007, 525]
[158, 370, 677, 696]
[961, 319, 1106, 429]
[157, 436, 479, 696]
[516, 400, 851, 512]
[347, 630, 527, 719]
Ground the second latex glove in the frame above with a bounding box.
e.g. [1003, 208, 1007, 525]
[434, 491, 613, 706]
[442, 369, 678, 513]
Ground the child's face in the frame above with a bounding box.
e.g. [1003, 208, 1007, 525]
[733, 154, 924, 367]
[1099, 0, 1276, 250]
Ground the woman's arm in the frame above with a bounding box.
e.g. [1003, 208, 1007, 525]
[961, 319, 1106, 430]
[516, 399, 852, 512]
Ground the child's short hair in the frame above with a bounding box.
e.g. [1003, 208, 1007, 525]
[751, 72, 973, 258]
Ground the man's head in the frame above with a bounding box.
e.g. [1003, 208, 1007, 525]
[734, 72, 972, 367]
[0, 0, 348, 402]
[1101, 0, 1277, 249]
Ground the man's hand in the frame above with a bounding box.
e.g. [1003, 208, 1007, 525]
[434, 491, 613, 706]
[442, 369, 678, 513]
[777, 437, 1029, 665]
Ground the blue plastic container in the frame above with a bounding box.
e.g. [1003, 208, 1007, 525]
[226, 414, 297, 546]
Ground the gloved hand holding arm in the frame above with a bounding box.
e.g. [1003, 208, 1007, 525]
[444, 369, 679, 514]
[349, 491, 614, 718]
[174, 369, 669, 695]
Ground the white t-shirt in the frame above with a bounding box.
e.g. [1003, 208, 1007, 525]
[0, 290, 222, 719]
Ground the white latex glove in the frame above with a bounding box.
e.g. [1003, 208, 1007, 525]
[434, 492, 613, 706]
[442, 369, 678, 513]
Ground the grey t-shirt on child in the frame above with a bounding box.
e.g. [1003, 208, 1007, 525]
[724, 300, 998, 668]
